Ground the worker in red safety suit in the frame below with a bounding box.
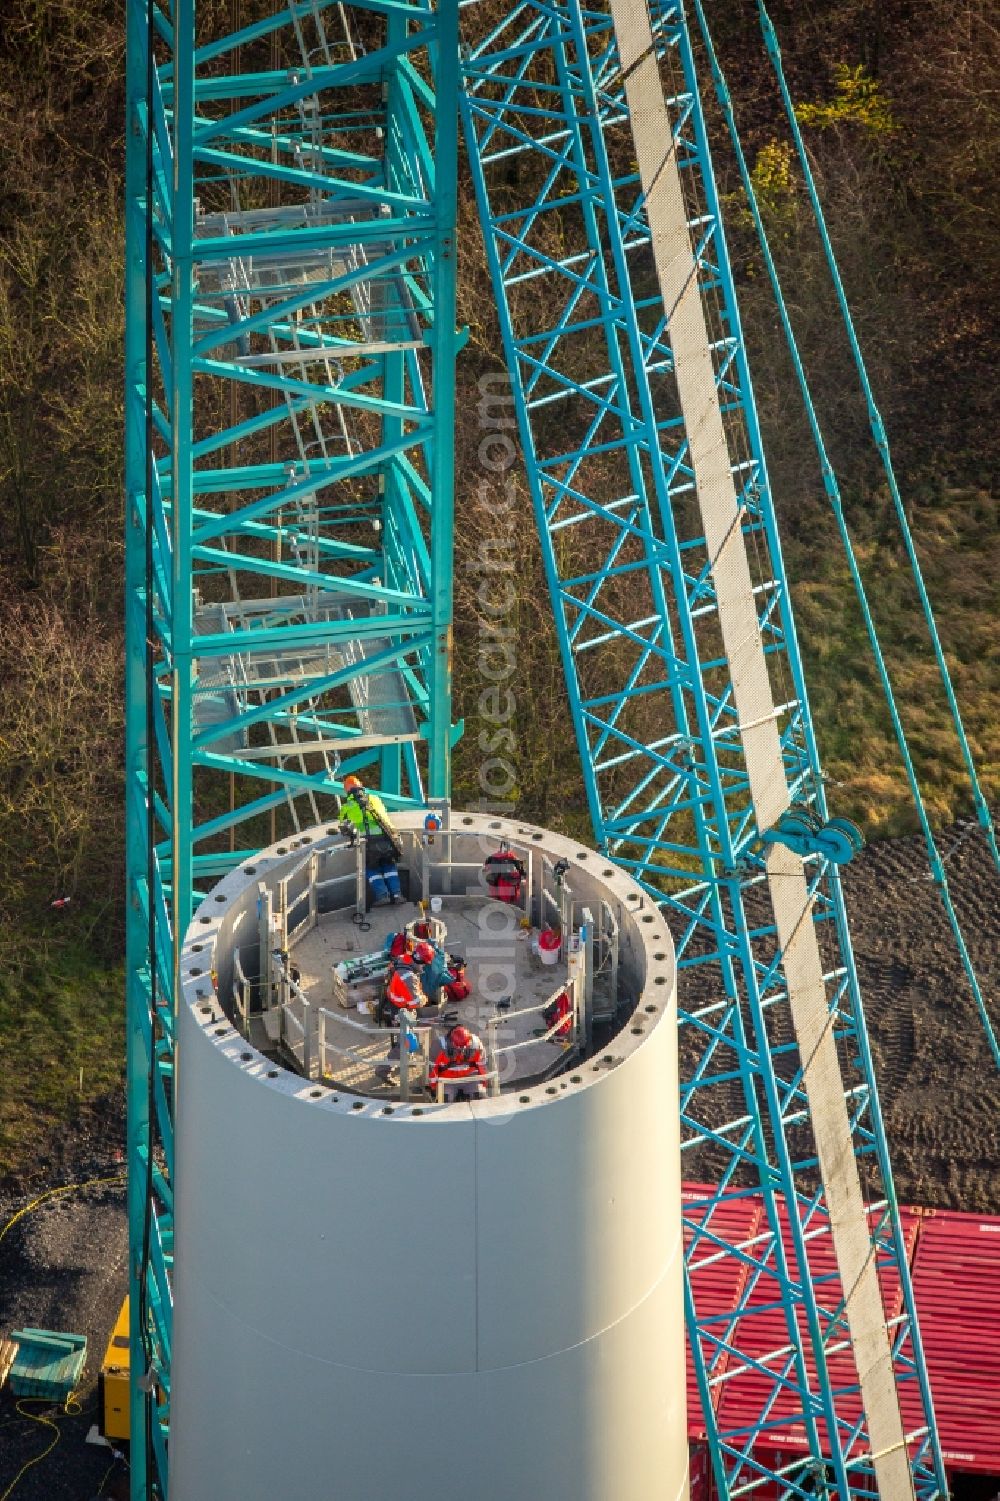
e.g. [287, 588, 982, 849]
[374, 966, 429, 1084]
[393, 938, 463, 1007]
[428, 1025, 488, 1102]
[385, 927, 469, 1003]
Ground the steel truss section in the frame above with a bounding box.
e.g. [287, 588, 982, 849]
[459, 2, 945, 1498]
[124, 0, 458, 1492]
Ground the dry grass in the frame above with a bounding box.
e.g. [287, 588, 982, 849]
[0, 0, 996, 1171]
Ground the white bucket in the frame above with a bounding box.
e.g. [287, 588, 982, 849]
[537, 929, 561, 966]
[430, 896, 443, 913]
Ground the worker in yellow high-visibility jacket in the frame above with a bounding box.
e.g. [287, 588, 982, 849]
[339, 773, 403, 906]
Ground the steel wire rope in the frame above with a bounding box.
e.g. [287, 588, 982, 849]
[628, 21, 837, 1235]
[649, 23, 802, 851]
[679, 63, 825, 1161]
[688, 0, 999, 1072]
[756, 0, 999, 874]
[686, 17, 801, 781]
[679, 21, 842, 1141]
[643, 15, 804, 1005]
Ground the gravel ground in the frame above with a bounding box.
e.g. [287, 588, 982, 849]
[0, 1163, 128, 1501]
[0, 822, 995, 1498]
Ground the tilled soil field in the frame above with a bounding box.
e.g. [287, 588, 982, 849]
[0, 822, 996, 1498]
[842, 821, 1000, 1215]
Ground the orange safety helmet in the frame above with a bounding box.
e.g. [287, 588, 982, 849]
[449, 1025, 472, 1049]
[343, 774, 363, 793]
[413, 941, 436, 965]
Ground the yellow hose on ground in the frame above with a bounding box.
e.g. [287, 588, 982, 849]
[0, 1174, 127, 1497]
[0, 1175, 125, 1251]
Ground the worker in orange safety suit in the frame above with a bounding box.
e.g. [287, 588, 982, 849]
[374, 966, 429, 1085]
[427, 1025, 488, 1102]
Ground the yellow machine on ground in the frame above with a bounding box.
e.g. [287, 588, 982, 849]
[98, 1296, 130, 1442]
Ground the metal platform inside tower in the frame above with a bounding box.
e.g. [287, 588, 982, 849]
[203, 809, 642, 1105]
[279, 895, 581, 1097]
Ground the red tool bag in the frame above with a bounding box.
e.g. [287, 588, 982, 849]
[443, 956, 471, 1004]
[483, 847, 526, 904]
[542, 989, 573, 1040]
[444, 973, 472, 1003]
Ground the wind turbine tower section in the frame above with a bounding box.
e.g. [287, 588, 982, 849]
[168, 813, 688, 1501]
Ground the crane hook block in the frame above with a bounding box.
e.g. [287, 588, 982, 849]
[760, 810, 864, 866]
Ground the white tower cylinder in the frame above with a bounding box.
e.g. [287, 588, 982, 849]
[170, 813, 688, 1501]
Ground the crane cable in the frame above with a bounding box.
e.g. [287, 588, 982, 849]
[756, 0, 1000, 876]
[687, 0, 999, 1071]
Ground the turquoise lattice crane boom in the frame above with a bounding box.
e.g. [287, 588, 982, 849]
[125, 0, 459, 1489]
[461, 3, 946, 1498]
[123, 0, 963, 1497]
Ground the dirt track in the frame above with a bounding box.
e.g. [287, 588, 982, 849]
[0, 822, 996, 1498]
